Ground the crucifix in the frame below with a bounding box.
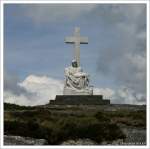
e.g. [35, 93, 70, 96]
[65, 27, 88, 67]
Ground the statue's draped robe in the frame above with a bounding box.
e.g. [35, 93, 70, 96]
[65, 66, 89, 90]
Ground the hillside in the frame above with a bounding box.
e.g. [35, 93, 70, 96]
[4, 103, 146, 145]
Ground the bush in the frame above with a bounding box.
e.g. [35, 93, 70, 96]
[4, 116, 125, 145]
[4, 120, 46, 139]
[94, 111, 110, 122]
[130, 110, 146, 120]
[5, 104, 129, 145]
[51, 117, 124, 144]
[4, 103, 35, 111]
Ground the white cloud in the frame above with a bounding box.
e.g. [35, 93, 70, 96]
[4, 74, 146, 106]
[4, 75, 63, 106]
[93, 88, 115, 99]
[93, 86, 146, 105]
[19, 75, 63, 98]
[112, 86, 146, 105]
[4, 90, 31, 106]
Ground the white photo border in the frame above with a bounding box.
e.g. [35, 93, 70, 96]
[0, 0, 149, 149]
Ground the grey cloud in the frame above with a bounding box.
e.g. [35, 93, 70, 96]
[96, 4, 146, 103]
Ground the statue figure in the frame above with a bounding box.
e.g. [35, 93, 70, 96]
[63, 60, 93, 95]
[65, 60, 89, 88]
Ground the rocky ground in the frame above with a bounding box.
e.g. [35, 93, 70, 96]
[101, 126, 146, 145]
[4, 135, 48, 145]
[121, 126, 146, 145]
[61, 126, 146, 145]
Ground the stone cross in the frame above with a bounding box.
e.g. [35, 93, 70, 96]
[65, 27, 88, 67]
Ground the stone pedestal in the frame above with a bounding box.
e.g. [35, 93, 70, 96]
[63, 86, 93, 95]
[50, 95, 110, 105]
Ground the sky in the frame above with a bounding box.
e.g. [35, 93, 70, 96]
[4, 3, 147, 106]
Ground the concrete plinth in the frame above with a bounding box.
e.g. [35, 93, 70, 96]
[63, 87, 93, 95]
[50, 95, 110, 105]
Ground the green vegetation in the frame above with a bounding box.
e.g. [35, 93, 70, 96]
[4, 103, 146, 145]
[100, 110, 146, 128]
[4, 103, 36, 111]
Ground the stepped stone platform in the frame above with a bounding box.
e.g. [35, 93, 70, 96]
[50, 95, 110, 105]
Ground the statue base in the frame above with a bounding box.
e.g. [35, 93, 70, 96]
[63, 87, 93, 95]
[49, 95, 110, 105]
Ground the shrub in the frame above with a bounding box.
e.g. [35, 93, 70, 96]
[4, 103, 35, 111]
[4, 114, 125, 145]
[94, 111, 110, 122]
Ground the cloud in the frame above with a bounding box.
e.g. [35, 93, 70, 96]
[93, 88, 115, 99]
[93, 86, 146, 105]
[96, 4, 146, 103]
[4, 90, 32, 106]
[4, 72, 28, 96]
[4, 74, 146, 106]
[19, 75, 63, 100]
[112, 86, 146, 105]
[4, 75, 63, 106]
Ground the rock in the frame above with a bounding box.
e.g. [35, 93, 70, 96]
[61, 138, 97, 145]
[4, 135, 48, 145]
[101, 139, 124, 145]
[121, 127, 146, 145]
[101, 127, 146, 145]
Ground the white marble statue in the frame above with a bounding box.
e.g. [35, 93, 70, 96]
[63, 27, 93, 95]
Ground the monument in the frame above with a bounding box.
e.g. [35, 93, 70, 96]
[63, 27, 93, 95]
[50, 27, 110, 105]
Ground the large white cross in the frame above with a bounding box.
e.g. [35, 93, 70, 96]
[65, 27, 88, 67]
